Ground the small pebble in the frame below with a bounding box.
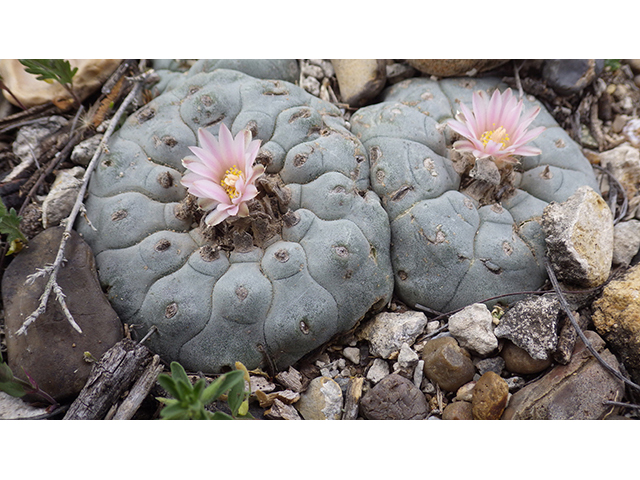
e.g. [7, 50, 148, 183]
[360, 374, 429, 420]
[471, 371, 509, 420]
[342, 346, 361, 365]
[442, 401, 474, 420]
[422, 336, 476, 392]
[501, 340, 552, 375]
[295, 376, 343, 420]
[366, 358, 390, 384]
[455, 381, 476, 402]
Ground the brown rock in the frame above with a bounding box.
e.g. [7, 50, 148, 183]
[331, 59, 387, 108]
[3, 227, 123, 402]
[501, 340, 552, 375]
[472, 371, 509, 420]
[0, 59, 122, 110]
[501, 331, 624, 420]
[442, 401, 473, 420]
[406, 59, 509, 77]
[592, 263, 640, 384]
[422, 336, 475, 392]
[360, 373, 429, 420]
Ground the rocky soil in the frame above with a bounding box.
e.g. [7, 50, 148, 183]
[2, 59, 640, 420]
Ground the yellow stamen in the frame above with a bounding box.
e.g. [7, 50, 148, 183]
[221, 165, 243, 199]
[480, 125, 510, 149]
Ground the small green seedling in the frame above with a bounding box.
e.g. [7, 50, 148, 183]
[0, 198, 27, 255]
[19, 59, 80, 107]
[156, 361, 252, 419]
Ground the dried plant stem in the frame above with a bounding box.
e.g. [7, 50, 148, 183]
[16, 73, 148, 336]
[544, 258, 640, 393]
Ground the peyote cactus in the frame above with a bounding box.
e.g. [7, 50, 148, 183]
[75, 65, 393, 373]
[350, 77, 600, 313]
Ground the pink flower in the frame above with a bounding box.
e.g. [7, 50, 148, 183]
[448, 88, 546, 165]
[181, 124, 265, 226]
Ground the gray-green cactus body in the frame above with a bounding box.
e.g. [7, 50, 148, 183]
[151, 59, 300, 95]
[75, 68, 393, 373]
[350, 77, 599, 313]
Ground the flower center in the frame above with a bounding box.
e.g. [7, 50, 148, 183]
[480, 125, 510, 149]
[221, 165, 243, 199]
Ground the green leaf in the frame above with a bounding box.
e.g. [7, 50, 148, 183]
[19, 59, 78, 86]
[209, 411, 234, 420]
[169, 361, 192, 389]
[0, 380, 26, 397]
[157, 374, 182, 400]
[159, 402, 190, 420]
[226, 378, 246, 416]
[201, 370, 244, 405]
[0, 199, 27, 255]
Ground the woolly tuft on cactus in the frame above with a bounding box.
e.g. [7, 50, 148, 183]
[75, 65, 393, 373]
[350, 77, 600, 313]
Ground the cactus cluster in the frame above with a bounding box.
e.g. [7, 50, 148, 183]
[76, 62, 601, 373]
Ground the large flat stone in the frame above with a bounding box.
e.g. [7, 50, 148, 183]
[3, 227, 123, 402]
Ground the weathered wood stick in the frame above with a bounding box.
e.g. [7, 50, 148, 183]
[64, 338, 154, 420]
[112, 354, 163, 420]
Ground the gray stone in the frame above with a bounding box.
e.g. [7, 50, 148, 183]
[295, 376, 343, 420]
[413, 359, 424, 389]
[397, 342, 419, 370]
[494, 295, 560, 361]
[366, 358, 390, 384]
[474, 356, 506, 376]
[502, 331, 625, 420]
[360, 374, 429, 420]
[448, 303, 498, 356]
[357, 311, 428, 359]
[542, 185, 614, 287]
[613, 219, 640, 265]
[2, 227, 123, 402]
[542, 59, 603, 96]
[331, 59, 387, 108]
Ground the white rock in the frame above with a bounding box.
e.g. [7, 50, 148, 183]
[342, 346, 361, 365]
[413, 360, 425, 389]
[294, 376, 343, 420]
[357, 311, 428, 359]
[542, 185, 614, 287]
[597, 143, 640, 197]
[448, 303, 498, 356]
[397, 342, 419, 369]
[613, 219, 640, 265]
[0, 391, 48, 419]
[366, 358, 390, 384]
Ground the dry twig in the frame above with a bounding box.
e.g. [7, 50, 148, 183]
[15, 70, 150, 336]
